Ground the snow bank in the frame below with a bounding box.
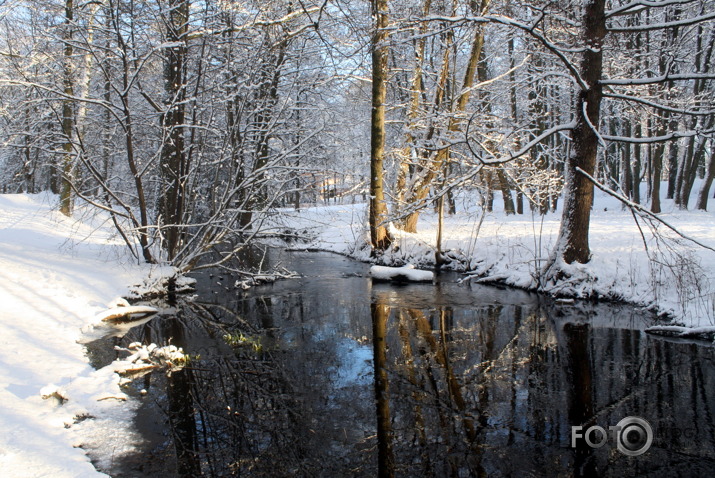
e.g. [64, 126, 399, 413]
[272, 182, 715, 328]
[0, 193, 153, 476]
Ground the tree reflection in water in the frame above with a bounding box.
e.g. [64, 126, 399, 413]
[99, 251, 715, 477]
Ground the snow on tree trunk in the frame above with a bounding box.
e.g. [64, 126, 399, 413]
[553, 0, 606, 265]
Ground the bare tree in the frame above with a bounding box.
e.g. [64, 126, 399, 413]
[369, 0, 391, 250]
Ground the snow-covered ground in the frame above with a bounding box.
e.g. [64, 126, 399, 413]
[273, 182, 715, 328]
[0, 194, 157, 477]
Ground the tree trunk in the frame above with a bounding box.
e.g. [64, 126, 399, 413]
[435, 193, 445, 267]
[59, 0, 75, 216]
[696, 149, 715, 211]
[369, 0, 392, 250]
[395, 0, 431, 209]
[621, 121, 633, 203]
[239, 33, 287, 228]
[160, 0, 190, 260]
[508, 35, 524, 215]
[633, 121, 642, 204]
[497, 168, 515, 215]
[555, 0, 606, 265]
[650, 134, 665, 213]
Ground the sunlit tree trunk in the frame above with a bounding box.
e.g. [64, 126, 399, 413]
[400, 0, 489, 232]
[369, 0, 391, 250]
[395, 0, 431, 209]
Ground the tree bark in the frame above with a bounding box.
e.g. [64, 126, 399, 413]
[497, 168, 516, 215]
[696, 150, 715, 211]
[160, 0, 190, 260]
[59, 0, 75, 216]
[556, 0, 606, 265]
[369, 0, 392, 250]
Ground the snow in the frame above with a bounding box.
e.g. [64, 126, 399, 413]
[0, 193, 156, 477]
[111, 343, 188, 381]
[369, 264, 434, 282]
[645, 325, 715, 339]
[271, 181, 715, 327]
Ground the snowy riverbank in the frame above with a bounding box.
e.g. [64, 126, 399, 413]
[272, 183, 715, 328]
[0, 193, 160, 477]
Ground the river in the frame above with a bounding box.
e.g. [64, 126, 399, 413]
[87, 248, 715, 477]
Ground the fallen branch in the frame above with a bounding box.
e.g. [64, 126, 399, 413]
[96, 305, 158, 322]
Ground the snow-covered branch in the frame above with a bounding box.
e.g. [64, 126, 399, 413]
[603, 91, 715, 116]
[609, 11, 715, 32]
[606, 0, 702, 18]
[601, 129, 714, 144]
[466, 120, 577, 165]
[601, 73, 715, 86]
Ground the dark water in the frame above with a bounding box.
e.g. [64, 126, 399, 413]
[89, 249, 715, 477]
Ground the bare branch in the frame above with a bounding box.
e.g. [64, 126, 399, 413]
[576, 167, 715, 253]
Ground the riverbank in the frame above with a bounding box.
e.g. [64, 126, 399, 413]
[0, 193, 155, 477]
[272, 182, 715, 328]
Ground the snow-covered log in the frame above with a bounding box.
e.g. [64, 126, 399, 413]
[369, 264, 434, 283]
[112, 342, 188, 380]
[645, 325, 715, 341]
[96, 305, 158, 322]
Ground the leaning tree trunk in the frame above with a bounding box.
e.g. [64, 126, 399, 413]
[399, 0, 487, 232]
[554, 0, 606, 265]
[369, 0, 392, 250]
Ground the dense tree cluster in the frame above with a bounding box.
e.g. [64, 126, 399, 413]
[0, 0, 713, 271]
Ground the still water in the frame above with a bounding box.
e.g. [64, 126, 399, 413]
[89, 249, 715, 477]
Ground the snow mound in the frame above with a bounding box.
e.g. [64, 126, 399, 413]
[370, 264, 434, 282]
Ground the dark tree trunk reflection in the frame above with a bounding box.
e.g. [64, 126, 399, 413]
[167, 368, 200, 478]
[563, 322, 598, 478]
[371, 300, 395, 478]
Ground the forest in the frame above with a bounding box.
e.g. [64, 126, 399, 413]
[0, 0, 714, 277]
[2, 2, 715, 475]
